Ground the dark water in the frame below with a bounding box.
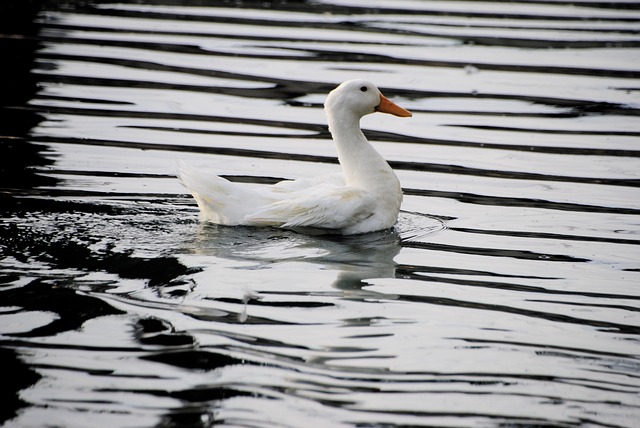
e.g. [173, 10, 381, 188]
[1, 1, 639, 427]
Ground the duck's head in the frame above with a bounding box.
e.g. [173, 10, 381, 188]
[325, 79, 412, 119]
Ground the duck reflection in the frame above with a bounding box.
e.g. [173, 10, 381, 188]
[190, 223, 402, 293]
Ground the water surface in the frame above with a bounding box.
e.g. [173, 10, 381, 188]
[1, 1, 639, 427]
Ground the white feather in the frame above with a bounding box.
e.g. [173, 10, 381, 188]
[242, 185, 376, 229]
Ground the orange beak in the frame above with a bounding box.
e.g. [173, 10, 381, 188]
[375, 93, 412, 117]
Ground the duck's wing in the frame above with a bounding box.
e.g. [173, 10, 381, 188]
[242, 185, 376, 231]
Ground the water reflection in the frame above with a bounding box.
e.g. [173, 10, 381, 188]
[192, 222, 400, 293]
[0, 0, 56, 198]
[2, 0, 639, 426]
[190, 211, 446, 295]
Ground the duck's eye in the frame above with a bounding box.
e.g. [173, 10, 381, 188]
[360, 86, 368, 92]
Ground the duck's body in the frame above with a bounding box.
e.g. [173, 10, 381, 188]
[178, 79, 412, 235]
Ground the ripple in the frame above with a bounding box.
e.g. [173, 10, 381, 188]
[2, 1, 639, 427]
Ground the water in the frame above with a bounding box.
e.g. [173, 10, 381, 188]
[1, 1, 639, 427]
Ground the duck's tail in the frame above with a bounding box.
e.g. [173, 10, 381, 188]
[177, 161, 271, 225]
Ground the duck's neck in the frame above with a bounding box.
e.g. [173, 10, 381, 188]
[327, 110, 395, 190]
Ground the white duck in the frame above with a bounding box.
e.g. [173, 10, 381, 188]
[178, 79, 412, 235]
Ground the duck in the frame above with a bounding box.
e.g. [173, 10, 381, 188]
[178, 79, 412, 235]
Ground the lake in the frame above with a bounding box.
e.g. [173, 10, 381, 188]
[1, 1, 639, 427]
